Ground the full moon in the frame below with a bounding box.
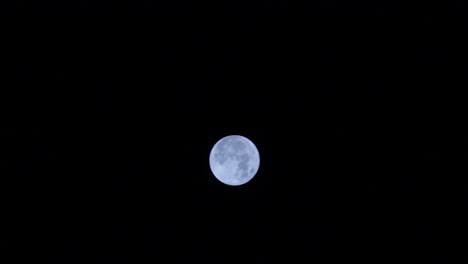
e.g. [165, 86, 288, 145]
[209, 135, 260, 186]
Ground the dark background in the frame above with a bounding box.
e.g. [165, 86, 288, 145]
[1, 2, 467, 264]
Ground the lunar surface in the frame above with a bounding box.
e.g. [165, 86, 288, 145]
[209, 135, 260, 186]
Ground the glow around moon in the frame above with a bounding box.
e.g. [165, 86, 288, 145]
[209, 135, 260, 186]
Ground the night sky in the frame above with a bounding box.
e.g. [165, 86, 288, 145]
[1, 3, 466, 264]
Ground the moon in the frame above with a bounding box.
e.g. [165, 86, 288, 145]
[209, 135, 260, 186]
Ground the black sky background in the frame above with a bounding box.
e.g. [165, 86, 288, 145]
[1, 3, 467, 264]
